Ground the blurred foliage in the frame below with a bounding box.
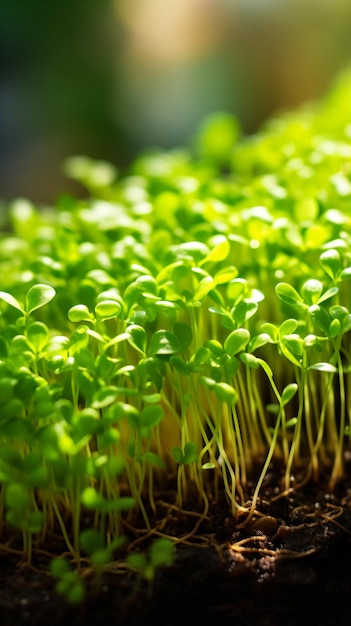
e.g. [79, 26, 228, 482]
[1, 0, 351, 202]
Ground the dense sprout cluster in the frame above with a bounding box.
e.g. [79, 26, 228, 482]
[1, 69, 351, 600]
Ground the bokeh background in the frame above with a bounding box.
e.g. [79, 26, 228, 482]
[1, 0, 351, 203]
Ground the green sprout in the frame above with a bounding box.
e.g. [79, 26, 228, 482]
[1, 69, 351, 603]
[127, 538, 174, 588]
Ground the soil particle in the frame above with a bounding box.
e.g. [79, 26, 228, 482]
[1, 483, 351, 626]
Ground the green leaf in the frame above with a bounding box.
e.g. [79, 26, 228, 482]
[99, 427, 121, 449]
[81, 487, 106, 511]
[281, 383, 298, 407]
[303, 333, 322, 349]
[25, 321, 49, 352]
[232, 301, 258, 326]
[172, 442, 197, 466]
[64, 155, 116, 188]
[190, 347, 211, 369]
[148, 330, 180, 356]
[201, 237, 230, 265]
[329, 318, 341, 338]
[26, 284, 56, 315]
[74, 347, 95, 371]
[139, 452, 164, 468]
[279, 318, 298, 337]
[127, 325, 147, 354]
[205, 339, 224, 359]
[240, 352, 260, 369]
[55, 398, 74, 424]
[108, 497, 136, 512]
[27, 511, 44, 533]
[275, 283, 305, 308]
[79, 528, 104, 554]
[68, 304, 94, 323]
[339, 267, 351, 281]
[248, 333, 270, 353]
[2, 417, 33, 439]
[213, 382, 238, 405]
[319, 249, 341, 280]
[317, 287, 339, 304]
[149, 538, 173, 567]
[75, 370, 95, 404]
[224, 328, 250, 355]
[279, 341, 303, 368]
[195, 112, 240, 162]
[0, 376, 16, 402]
[301, 279, 323, 305]
[92, 386, 119, 409]
[329, 305, 349, 322]
[170, 355, 189, 375]
[2, 398, 24, 420]
[183, 442, 198, 464]
[50, 558, 70, 578]
[140, 405, 164, 428]
[105, 332, 130, 350]
[224, 352, 241, 372]
[142, 393, 162, 404]
[214, 266, 238, 285]
[308, 362, 337, 373]
[127, 553, 147, 572]
[5, 483, 30, 512]
[260, 322, 279, 342]
[171, 446, 184, 464]
[199, 376, 216, 389]
[0, 291, 24, 314]
[193, 276, 216, 301]
[330, 306, 351, 332]
[91, 548, 113, 569]
[308, 304, 331, 335]
[113, 402, 140, 424]
[227, 278, 247, 305]
[94, 299, 121, 320]
[173, 322, 193, 353]
[58, 577, 85, 605]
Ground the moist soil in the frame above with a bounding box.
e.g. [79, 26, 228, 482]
[1, 463, 351, 626]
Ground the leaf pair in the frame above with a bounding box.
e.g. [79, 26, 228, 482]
[0, 284, 56, 318]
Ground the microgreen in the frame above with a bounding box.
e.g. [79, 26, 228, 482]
[127, 537, 174, 593]
[1, 70, 351, 601]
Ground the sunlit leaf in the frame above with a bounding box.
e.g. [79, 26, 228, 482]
[275, 283, 305, 308]
[0, 291, 24, 314]
[26, 284, 56, 315]
[148, 330, 180, 356]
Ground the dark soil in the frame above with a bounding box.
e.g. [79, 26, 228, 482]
[2, 468, 351, 626]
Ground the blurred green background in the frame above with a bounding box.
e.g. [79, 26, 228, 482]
[1, 0, 351, 203]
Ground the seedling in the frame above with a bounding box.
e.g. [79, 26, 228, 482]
[127, 538, 174, 584]
[1, 70, 351, 601]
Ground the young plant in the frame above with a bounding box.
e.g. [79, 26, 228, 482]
[1, 69, 351, 602]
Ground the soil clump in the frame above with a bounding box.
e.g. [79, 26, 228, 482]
[1, 467, 351, 626]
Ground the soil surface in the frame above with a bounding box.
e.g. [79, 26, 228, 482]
[1, 467, 351, 626]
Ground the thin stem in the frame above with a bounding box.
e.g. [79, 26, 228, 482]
[331, 344, 346, 486]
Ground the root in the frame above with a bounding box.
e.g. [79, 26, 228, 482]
[230, 535, 318, 560]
